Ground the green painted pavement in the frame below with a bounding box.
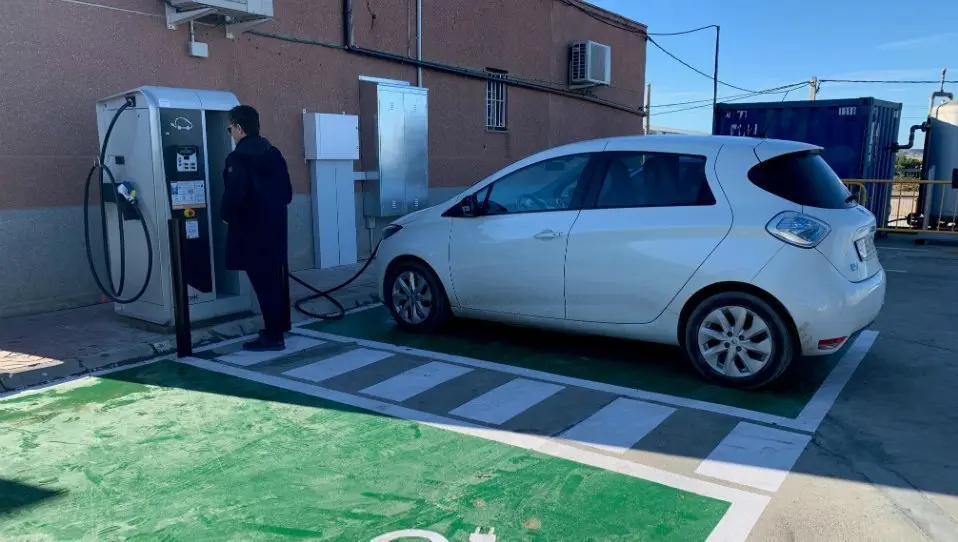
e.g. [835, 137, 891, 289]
[307, 306, 850, 418]
[0, 361, 728, 541]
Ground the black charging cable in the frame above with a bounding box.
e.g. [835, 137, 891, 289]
[83, 97, 154, 304]
[287, 241, 381, 321]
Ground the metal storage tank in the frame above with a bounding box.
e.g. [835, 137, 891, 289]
[923, 100, 958, 229]
[713, 98, 903, 220]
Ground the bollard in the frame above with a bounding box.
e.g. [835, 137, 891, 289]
[168, 218, 192, 357]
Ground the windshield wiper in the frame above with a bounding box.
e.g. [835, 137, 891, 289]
[845, 194, 858, 203]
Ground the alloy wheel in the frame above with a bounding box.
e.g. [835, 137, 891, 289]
[391, 270, 433, 325]
[697, 306, 773, 378]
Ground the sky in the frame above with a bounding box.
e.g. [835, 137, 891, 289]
[588, 0, 955, 149]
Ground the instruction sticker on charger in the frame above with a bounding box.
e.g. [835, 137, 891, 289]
[185, 219, 200, 240]
[171, 180, 207, 209]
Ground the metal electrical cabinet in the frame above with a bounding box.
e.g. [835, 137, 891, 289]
[714, 98, 902, 220]
[359, 80, 429, 217]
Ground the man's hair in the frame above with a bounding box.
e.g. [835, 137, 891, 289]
[228, 105, 261, 136]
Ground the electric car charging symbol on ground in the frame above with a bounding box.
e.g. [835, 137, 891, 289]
[371, 527, 497, 541]
[374, 134, 887, 389]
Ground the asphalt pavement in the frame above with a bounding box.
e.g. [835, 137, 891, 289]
[1, 236, 956, 541]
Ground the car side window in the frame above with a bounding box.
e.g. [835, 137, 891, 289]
[478, 154, 591, 215]
[594, 152, 716, 209]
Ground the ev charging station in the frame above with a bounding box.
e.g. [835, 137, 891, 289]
[92, 86, 254, 326]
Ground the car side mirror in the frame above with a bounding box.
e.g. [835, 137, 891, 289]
[460, 194, 481, 217]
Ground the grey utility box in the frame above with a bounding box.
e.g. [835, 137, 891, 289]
[359, 80, 429, 217]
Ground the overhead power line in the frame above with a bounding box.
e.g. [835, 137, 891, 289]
[820, 78, 958, 84]
[554, 1, 758, 96]
[646, 37, 757, 93]
[647, 24, 717, 36]
[652, 83, 809, 116]
[651, 82, 808, 108]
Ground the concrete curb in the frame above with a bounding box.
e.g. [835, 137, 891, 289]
[1, 292, 379, 395]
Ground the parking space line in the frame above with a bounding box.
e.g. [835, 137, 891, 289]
[559, 397, 676, 454]
[179, 356, 771, 542]
[360, 361, 473, 402]
[449, 378, 565, 425]
[289, 327, 798, 428]
[291, 326, 878, 432]
[282, 348, 394, 382]
[695, 422, 812, 493]
[216, 335, 324, 367]
[792, 330, 878, 432]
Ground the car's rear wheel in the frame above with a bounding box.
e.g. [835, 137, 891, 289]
[683, 291, 794, 389]
[384, 260, 451, 333]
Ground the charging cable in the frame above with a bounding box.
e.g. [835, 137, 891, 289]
[83, 97, 155, 304]
[287, 240, 381, 321]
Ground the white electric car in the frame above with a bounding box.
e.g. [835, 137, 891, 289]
[374, 135, 886, 389]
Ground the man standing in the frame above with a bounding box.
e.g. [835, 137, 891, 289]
[221, 105, 293, 352]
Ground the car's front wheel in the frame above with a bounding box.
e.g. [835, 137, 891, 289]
[384, 260, 451, 333]
[683, 291, 795, 389]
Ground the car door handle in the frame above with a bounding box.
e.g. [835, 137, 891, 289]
[534, 230, 563, 239]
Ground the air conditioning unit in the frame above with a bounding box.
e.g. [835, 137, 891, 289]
[165, 0, 273, 38]
[167, 0, 273, 18]
[569, 40, 612, 88]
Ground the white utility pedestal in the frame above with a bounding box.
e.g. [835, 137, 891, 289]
[304, 113, 360, 269]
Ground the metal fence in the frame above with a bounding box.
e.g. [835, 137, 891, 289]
[843, 179, 958, 235]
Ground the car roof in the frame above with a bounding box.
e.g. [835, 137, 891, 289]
[546, 134, 821, 160]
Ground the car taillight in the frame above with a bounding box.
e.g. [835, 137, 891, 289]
[818, 337, 847, 350]
[766, 211, 831, 248]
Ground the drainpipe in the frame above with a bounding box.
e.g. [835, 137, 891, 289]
[342, 0, 353, 48]
[416, 0, 423, 86]
[644, 83, 651, 134]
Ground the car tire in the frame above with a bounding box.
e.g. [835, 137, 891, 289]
[683, 291, 795, 389]
[383, 260, 451, 333]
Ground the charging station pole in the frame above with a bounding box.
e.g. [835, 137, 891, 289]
[169, 218, 192, 357]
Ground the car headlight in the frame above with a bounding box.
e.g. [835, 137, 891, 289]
[766, 211, 830, 248]
[381, 224, 403, 241]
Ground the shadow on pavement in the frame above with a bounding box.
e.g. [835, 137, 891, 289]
[0, 479, 66, 516]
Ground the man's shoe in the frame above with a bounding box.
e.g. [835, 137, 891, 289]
[242, 337, 286, 352]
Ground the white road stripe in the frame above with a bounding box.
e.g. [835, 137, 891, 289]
[216, 335, 324, 367]
[291, 324, 880, 433]
[559, 398, 675, 454]
[360, 361, 473, 402]
[794, 330, 878, 431]
[449, 378, 564, 425]
[695, 422, 812, 493]
[283, 348, 393, 382]
[179, 356, 770, 542]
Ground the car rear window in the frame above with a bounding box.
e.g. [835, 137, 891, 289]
[747, 151, 855, 209]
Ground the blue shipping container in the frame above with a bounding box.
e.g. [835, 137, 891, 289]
[713, 97, 903, 221]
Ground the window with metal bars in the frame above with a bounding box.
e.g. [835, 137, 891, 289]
[485, 69, 508, 132]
